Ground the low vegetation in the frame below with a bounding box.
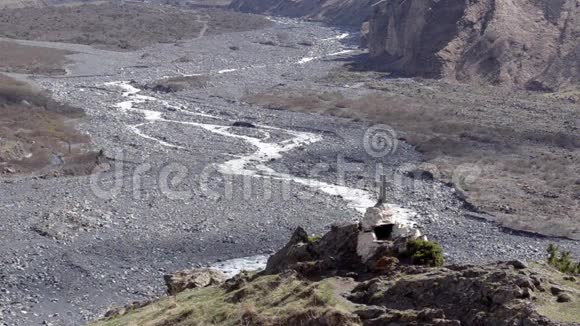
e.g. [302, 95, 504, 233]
[93, 273, 358, 326]
[547, 244, 580, 275]
[203, 8, 272, 35]
[308, 235, 322, 244]
[0, 41, 71, 75]
[0, 74, 96, 176]
[0, 74, 77, 113]
[547, 86, 580, 103]
[404, 239, 444, 267]
[0, 2, 271, 51]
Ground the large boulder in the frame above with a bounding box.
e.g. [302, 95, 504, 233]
[265, 223, 366, 276]
[314, 223, 362, 271]
[164, 268, 227, 296]
[264, 227, 316, 274]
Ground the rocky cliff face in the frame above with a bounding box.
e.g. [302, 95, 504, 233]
[368, 0, 579, 90]
[231, 0, 579, 90]
[228, 0, 374, 26]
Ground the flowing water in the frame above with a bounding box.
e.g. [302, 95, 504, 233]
[103, 32, 417, 275]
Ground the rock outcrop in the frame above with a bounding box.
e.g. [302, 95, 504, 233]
[164, 268, 227, 295]
[264, 224, 362, 275]
[350, 261, 563, 325]
[96, 225, 580, 326]
[367, 0, 580, 91]
[265, 205, 424, 276]
[268, 225, 579, 326]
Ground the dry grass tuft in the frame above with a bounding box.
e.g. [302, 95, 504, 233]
[0, 73, 96, 176]
[93, 274, 359, 326]
[0, 3, 271, 51]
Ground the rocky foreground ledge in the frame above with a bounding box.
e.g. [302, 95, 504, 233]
[93, 206, 579, 326]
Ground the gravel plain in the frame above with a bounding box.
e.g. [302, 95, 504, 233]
[0, 16, 578, 326]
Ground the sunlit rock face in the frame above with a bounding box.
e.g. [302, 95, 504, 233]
[367, 0, 580, 91]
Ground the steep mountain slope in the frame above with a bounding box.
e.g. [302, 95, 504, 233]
[368, 0, 580, 91]
[231, 0, 579, 90]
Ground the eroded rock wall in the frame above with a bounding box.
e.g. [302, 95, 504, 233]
[368, 0, 579, 90]
[231, 0, 578, 90]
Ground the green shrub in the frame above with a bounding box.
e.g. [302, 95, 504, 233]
[406, 239, 444, 267]
[308, 235, 321, 244]
[547, 244, 580, 275]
